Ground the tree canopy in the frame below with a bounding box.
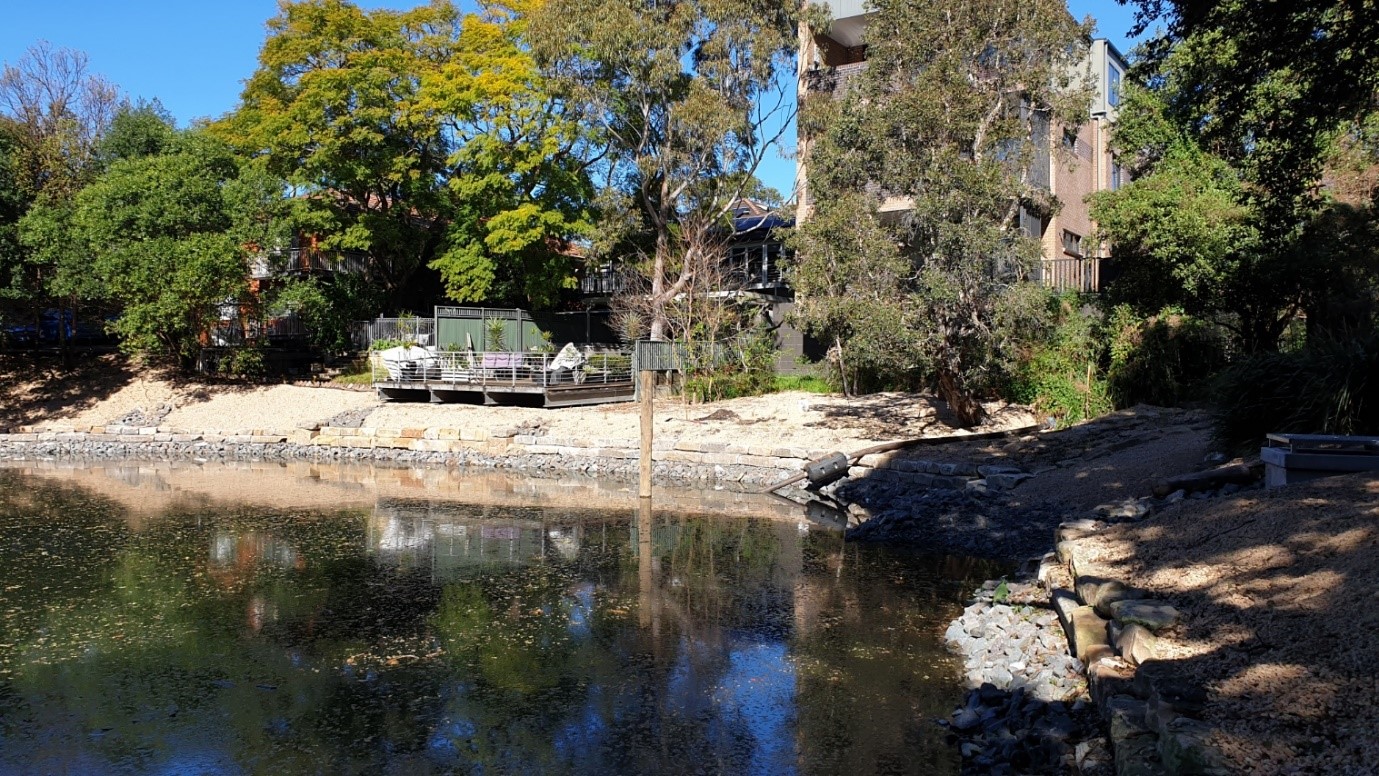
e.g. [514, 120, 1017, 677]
[790, 0, 1090, 424]
[1120, 0, 1379, 223]
[217, 0, 592, 309]
[1093, 2, 1379, 353]
[530, 0, 799, 340]
[73, 130, 289, 364]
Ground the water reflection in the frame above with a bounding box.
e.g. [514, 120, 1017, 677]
[0, 467, 1001, 775]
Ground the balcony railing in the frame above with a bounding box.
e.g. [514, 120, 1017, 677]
[207, 306, 307, 347]
[250, 248, 371, 279]
[1038, 257, 1105, 293]
[579, 265, 625, 296]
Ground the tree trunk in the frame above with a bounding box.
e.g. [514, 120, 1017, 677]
[938, 367, 985, 428]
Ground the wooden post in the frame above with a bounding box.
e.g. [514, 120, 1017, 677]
[639, 369, 655, 498]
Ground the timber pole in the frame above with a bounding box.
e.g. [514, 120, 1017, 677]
[639, 370, 655, 498]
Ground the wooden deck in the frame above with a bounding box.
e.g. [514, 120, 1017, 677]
[372, 350, 635, 408]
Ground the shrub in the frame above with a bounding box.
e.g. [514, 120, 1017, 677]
[682, 327, 778, 402]
[1106, 306, 1230, 407]
[1213, 336, 1379, 454]
[1010, 295, 1112, 426]
[219, 346, 265, 378]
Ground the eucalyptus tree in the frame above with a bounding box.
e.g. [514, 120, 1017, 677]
[790, 0, 1090, 425]
[529, 0, 799, 341]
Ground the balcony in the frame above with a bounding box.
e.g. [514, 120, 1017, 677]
[250, 248, 371, 279]
[804, 62, 868, 98]
[1038, 256, 1110, 294]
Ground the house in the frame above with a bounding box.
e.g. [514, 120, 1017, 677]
[796, 2, 1129, 293]
[576, 199, 823, 374]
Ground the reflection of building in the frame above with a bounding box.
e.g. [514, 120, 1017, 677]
[207, 531, 302, 588]
[798, 3, 1129, 292]
[367, 499, 585, 580]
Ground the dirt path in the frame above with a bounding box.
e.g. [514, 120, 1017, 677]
[1074, 471, 1379, 774]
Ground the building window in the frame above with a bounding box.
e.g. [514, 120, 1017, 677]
[1062, 230, 1083, 258]
[1108, 64, 1122, 108]
[1062, 129, 1078, 152]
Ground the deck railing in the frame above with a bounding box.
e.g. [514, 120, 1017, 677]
[372, 349, 633, 389]
[251, 248, 372, 279]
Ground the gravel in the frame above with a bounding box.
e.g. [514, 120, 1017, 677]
[938, 580, 1106, 775]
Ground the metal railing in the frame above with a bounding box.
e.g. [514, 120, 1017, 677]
[250, 248, 371, 278]
[361, 317, 437, 346]
[372, 349, 634, 388]
[579, 266, 625, 296]
[207, 307, 307, 346]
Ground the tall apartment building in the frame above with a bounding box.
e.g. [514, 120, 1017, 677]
[796, 2, 1129, 292]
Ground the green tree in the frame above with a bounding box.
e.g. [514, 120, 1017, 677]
[0, 43, 119, 341]
[0, 126, 27, 326]
[790, 0, 1089, 425]
[218, 0, 591, 309]
[530, 0, 799, 341]
[425, 0, 595, 308]
[73, 131, 289, 366]
[1121, 0, 1379, 224]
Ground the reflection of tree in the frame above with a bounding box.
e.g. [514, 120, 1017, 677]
[0, 468, 990, 774]
[788, 535, 979, 775]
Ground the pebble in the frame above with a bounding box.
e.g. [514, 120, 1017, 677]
[942, 581, 1104, 774]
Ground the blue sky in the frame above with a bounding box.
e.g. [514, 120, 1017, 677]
[1, 0, 1148, 197]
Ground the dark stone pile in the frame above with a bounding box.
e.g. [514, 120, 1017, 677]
[837, 482, 1074, 559]
[939, 683, 1102, 775]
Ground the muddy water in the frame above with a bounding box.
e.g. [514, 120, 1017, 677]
[0, 465, 999, 775]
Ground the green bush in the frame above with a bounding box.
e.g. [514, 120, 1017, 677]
[1213, 337, 1379, 454]
[1010, 295, 1112, 426]
[682, 327, 778, 402]
[271, 276, 384, 354]
[218, 346, 266, 378]
[1106, 306, 1230, 407]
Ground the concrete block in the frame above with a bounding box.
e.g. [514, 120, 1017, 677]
[401, 428, 426, 439]
[460, 429, 487, 442]
[438, 428, 460, 440]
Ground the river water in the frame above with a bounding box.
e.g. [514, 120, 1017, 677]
[0, 463, 999, 775]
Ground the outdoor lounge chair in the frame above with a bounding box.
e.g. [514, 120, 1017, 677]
[480, 352, 525, 381]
